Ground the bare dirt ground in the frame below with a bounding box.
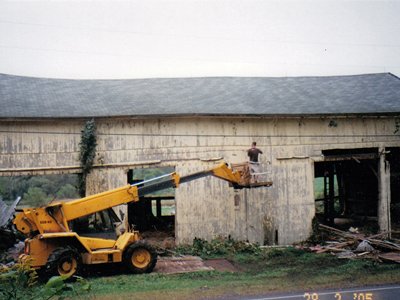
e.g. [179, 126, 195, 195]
[154, 256, 237, 274]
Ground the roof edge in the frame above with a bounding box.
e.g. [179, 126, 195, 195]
[0, 72, 396, 81]
[1, 112, 400, 122]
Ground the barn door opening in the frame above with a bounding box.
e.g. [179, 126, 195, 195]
[127, 166, 176, 245]
[314, 148, 379, 232]
[387, 147, 400, 231]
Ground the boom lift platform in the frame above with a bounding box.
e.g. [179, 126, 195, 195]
[13, 162, 272, 278]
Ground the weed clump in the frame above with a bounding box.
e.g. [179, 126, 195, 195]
[307, 217, 325, 244]
[0, 261, 90, 300]
[176, 236, 262, 258]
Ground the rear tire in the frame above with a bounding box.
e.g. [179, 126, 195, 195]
[46, 247, 81, 278]
[123, 241, 157, 274]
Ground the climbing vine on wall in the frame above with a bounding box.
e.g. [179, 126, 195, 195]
[78, 119, 97, 196]
[395, 118, 400, 134]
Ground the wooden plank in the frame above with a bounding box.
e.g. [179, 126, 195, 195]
[378, 252, 400, 264]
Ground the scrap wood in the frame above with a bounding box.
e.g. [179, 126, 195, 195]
[315, 241, 355, 254]
[319, 224, 400, 253]
[367, 238, 400, 252]
[318, 224, 388, 240]
[0, 197, 21, 228]
[331, 240, 355, 248]
[366, 231, 390, 239]
[336, 250, 357, 259]
[318, 224, 363, 240]
[309, 245, 323, 252]
[356, 252, 370, 257]
[391, 238, 400, 244]
[316, 247, 348, 254]
[378, 252, 400, 264]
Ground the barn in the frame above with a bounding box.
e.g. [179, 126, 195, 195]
[1, 72, 400, 245]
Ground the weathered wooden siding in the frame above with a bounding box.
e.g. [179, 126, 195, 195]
[0, 120, 82, 173]
[1, 116, 399, 245]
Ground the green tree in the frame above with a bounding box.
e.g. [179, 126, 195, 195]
[56, 184, 79, 200]
[23, 187, 51, 207]
[28, 177, 55, 196]
[0, 174, 80, 206]
[0, 176, 29, 203]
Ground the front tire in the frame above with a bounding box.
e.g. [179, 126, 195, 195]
[46, 247, 81, 278]
[123, 241, 157, 274]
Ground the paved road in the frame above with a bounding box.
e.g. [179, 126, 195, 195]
[241, 285, 400, 300]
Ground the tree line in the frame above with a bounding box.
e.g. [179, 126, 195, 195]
[0, 174, 80, 207]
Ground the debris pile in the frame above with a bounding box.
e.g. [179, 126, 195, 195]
[309, 224, 400, 263]
[0, 197, 22, 251]
[0, 197, 24, 267]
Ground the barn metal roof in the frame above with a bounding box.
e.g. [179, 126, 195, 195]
[1, 73, 400, 118]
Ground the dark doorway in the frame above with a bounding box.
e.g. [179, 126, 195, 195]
[127, 166, 176, 242]
[314, 148, 379, 231]
[387, 147, 400, 230]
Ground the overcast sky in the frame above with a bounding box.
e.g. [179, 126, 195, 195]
[0, 0, 399, 79]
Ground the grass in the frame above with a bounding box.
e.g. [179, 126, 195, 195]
[66, 247, 400, 300]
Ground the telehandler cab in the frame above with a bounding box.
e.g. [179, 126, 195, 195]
[13, 162, 271, 278]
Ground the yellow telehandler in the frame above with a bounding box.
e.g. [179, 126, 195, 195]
[13, 162, 271, 278]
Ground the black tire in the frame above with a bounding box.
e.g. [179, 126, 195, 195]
[46, 247, 81, 278]
[123, 241, 157, 274]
